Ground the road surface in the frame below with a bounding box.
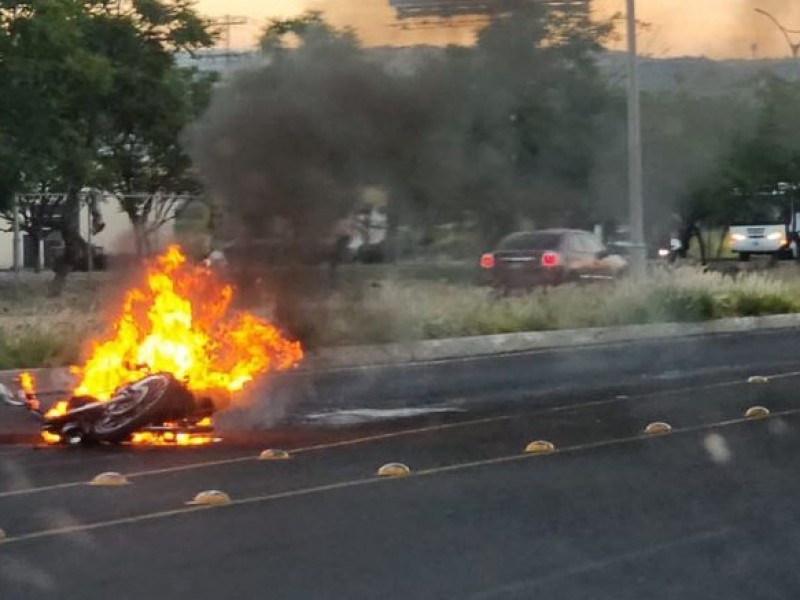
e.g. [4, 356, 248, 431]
[2, 362, 800, 599]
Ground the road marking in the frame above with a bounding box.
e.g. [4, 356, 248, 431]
[3, 367, 800, 499]
[0, 415, 515, 499]
[300, 334, 800, 375]
[466, 528, 733, 598]
[2, 408, 798, 546]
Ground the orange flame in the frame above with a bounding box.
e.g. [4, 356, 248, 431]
[130, 431, 220, 446]
[18, 372, 36, 397]
[41, 431, 61, 444]
[44, 401, 69, 419]
[72, 245, 303, 401]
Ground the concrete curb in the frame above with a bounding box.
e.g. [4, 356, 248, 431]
[306, 313, 800, 370]
[3, 314, 800, 388]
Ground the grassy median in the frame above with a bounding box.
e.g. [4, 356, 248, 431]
[314, 266, 800, 346]
[3, 265, 800, 369]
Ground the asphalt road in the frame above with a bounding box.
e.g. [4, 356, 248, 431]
[2, 361, 800, 599]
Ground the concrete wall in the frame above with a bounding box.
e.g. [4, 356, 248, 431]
[0, 200, 176, 270]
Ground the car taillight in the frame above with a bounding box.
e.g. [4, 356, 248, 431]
[480, 253, 495, 269]
[541, 251, 560, 268]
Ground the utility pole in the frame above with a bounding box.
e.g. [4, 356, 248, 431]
[626, 0, 646, 278]
[12, 193, 20, 276]
[209, 15, 248, 66]
[755, 8, 800, 77]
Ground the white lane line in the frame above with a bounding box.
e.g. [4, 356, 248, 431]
[1, 367, 799, 499]
[467, 528, 733, 599]
[0, 415, 516, 499]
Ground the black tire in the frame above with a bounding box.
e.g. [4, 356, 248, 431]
[60, 423, 87, 446]
[739, 253, 750, 262]
[91, 374, 193, 443]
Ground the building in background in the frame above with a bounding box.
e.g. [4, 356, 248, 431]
[0, 200, 131, 271]
[388, 0, 590, 20]
[176, 49, 264, 75]
[0, 193, 185, 271]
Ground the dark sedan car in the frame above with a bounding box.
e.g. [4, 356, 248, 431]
[480, 229, 627, 290]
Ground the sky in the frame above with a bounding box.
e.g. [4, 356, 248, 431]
[195, 0, 800, 59]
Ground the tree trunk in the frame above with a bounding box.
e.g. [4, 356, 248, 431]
[716, 226, 729, 259]
[133, 219, 146, 257]
[49, 189, 88, 297]
[696, 227, 707, 265]
[31, 232, 42, 273]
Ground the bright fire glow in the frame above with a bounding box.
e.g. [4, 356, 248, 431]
[44, 401, 69, 419]
[36, 245, 302, 445]
[72, 245, 303, 401]
[41, 431, 61, 444]
[129, 431, 220, 446]
[18, 372, 36, 397]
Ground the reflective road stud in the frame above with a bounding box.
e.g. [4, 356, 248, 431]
[89, 472, 130, 486]
[259, 449, 291, 460]
[747, 376, 769, 384]
[524, 440, 555, 454]
[745, 406, 771, 419]
[377, 463, 411, 477]
[187, 490, 231, 506]
[644, 422, 672, 436]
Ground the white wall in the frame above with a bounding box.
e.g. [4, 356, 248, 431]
[0, 202, 153, 270]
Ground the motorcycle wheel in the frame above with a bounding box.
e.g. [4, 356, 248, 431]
[91, 374, 193, 443]
[60, 423, 86, 446]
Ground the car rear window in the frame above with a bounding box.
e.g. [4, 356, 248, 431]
[498, 232, 562, 251]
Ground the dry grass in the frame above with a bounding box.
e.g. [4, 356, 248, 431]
[313, 265, 800, 346]
[3, 264, 800, 368]
[0, 273, 113, 368]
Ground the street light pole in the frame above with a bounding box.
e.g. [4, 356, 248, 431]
[626, 0, 646, 278]
[12, 193, 20, 276]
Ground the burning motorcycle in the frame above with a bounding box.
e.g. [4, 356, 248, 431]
[0, 245, 304, 447]
[0, 373, 216, 446]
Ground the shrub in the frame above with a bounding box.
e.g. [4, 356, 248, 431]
[730, 292, 798, 317]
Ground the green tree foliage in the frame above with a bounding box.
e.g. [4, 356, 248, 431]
[717, 75, 800, 195]
[674, 75, 800, 244]
[0, 0, 215, 286]
[418, 4, 619, 241]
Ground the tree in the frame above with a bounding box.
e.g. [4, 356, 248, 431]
[188, 6, 619, 258]
[189, 13, 395, 249]
[421, 3, 619, 242]
[640, 88, 757, 260]
[86, 2, 217, 255]
[0, 0, 215, 291]
[674, 74, 800, 259]
[0, 191, 69, 270]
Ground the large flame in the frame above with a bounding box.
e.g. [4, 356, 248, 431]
[72, 244, 303, 401]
